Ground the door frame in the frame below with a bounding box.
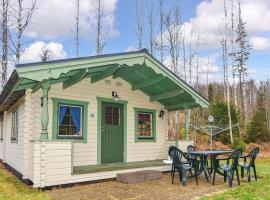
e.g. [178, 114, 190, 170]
[97, 97, 128, 165]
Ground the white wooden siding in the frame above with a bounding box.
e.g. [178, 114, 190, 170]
[31, 141, 171, 187]
[2, 98, 25, 174]
[32, 76, 174, 167]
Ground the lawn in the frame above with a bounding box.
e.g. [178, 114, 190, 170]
[0, 164, 51, 200]
[201, 158, 270, 200]
[0, 159, 269, 200]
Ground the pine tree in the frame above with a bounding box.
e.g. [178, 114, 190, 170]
[247, 88, 270, 143]
[235, 0, 251, 121]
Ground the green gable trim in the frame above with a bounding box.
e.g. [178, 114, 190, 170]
[6, 49, 208, 112]
[52, 97, 89, 143]
[132, 76, 165, 91]
[91, 65, 119, 84]
[150, 89, 184, 102]
[134, 107, 156, 143]
[96, 97, 128, 164]
[63, 69, 88, 89]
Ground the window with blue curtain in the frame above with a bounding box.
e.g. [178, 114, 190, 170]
[58, 104, 82, 137]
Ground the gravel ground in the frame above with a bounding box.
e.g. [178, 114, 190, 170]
[46, 172, 241, 200]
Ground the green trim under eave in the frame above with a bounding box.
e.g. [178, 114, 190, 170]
[134, 107, 156, 143]
[165, 102, 199, 111]
[113, 64, 141, 78]
[52, 97, 89, 143]
[91, 65, 119, 83]
[150, 89, 184, 102]
[63, 69, 87, 89]
[96, 97, 128, 164]
[132, 76, 165, 90]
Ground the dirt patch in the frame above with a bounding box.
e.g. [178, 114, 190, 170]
[46, 173, 246, 200]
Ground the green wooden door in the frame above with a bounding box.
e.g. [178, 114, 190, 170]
[101, 102, 124, 164]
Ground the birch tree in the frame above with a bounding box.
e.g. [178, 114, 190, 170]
[163, 5, 181, 75]
[222, 0, 233, 143]
[135, 0, 144, 50]
[13, 0, 38, 64]
[95, 0, 106, 55]
[0, 0, 9, 89]
[158, 0, 164, 63]
[229, 0, 238, 107]
[147, 2, 156, 55]
[187, 26, 199, 85]
[75, 0, 80, 57]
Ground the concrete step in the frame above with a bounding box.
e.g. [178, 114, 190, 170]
[116, 170, 162, 184]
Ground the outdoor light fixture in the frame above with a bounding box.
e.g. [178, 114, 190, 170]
[112, 91, 120, 101]
[159, 109, 165, 119]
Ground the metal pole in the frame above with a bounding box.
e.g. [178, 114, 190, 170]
[210, 125, 213, 150]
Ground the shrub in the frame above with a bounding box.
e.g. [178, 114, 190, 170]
[232, 137, 246, 151]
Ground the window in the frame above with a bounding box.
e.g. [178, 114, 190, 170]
[105, 106, 120, 125]
[11, 109, 18, 142]
[58, 104, 82, 138]
[134, 108, 156, 142]
[52, 98, 88, 142]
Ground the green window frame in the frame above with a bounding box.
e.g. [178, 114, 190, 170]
[134, 107, 156, 142]
[52, 98, 88, 143]
[11, 109, 18, 142]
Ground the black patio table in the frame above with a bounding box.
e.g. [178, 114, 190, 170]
[185, 150, 233, 182]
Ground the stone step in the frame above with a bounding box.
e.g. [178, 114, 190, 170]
[116, 170, 162, 184]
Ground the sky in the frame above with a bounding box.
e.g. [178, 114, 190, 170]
[17, 0, 270, 83]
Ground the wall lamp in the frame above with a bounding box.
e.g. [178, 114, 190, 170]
[159, 109, 165, 119]
[112, 91, 120, 101]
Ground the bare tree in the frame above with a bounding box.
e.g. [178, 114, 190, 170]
[229, 0, 238, 107]
[147, 2, 156, 55]
[75, 0, 80, 57]
[95, 0, 106, 55]
[158, 0, 164, 63]
[187, 26, 199, 85]
[222, 0, 233, 143]
[163, 5, 181, 75]
[13, 0, 38, 64]
[182, 35, 187, 80]
[1, 0, 9, 89]
[40, 45, 51, 62]
[195, 55, 199, 90]
[135, 0, 144, 50]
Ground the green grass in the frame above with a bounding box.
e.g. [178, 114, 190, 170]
[0, 165, 51, 200]
[1, 159, 270, 200]
[201, 158, 270, 200]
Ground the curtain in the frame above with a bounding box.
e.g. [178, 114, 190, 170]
[59, 105, 68, 125]
[71, 106, 81, 134]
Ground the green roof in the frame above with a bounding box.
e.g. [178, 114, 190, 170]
[0, 49, 208, 111]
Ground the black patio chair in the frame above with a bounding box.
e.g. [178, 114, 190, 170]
[168, 146, 189, 177]
[239, 147, 259, 182]
[171, 147, 199, 186]
[212, 148, 242, 187]
[186, 145, 196, 175]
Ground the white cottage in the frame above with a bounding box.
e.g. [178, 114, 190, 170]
[0, 49, 208, 188]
